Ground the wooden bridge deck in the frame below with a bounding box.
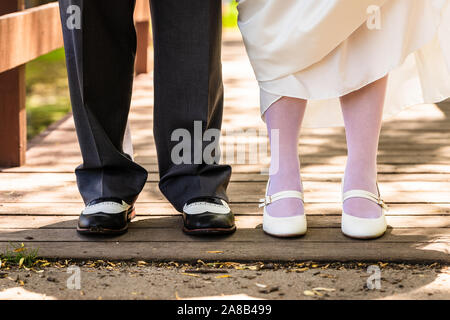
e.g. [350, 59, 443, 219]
[0, 31, 449, 263]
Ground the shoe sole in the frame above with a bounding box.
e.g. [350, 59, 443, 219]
[182, 225, 236, 236]
[263, 230, 307, 238]
[341, 230, 386, 240]
[77, 208, 136, 236]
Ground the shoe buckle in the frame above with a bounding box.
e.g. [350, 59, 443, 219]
[259, 195, 272, 208]
[378, 198, 388, 210]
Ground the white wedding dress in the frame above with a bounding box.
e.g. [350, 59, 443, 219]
[237, 0, 450, 127]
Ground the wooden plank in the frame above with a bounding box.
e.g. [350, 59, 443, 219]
[3, 172, 450, 183]
[15, 146, 450, 164]
[0, 215, 448, 229]
[135, 20, 150, 74]
[15, 147, 450, 166]
[1, 203, 450, 216]
[0, 227, 448, 243]
[134, 0, 151, 22]
[9, 152, 450, 169]
[0, 0, 26, 167]
[0, 3, 63, 73]
[5, 163, 450, 174]
[131, 155, 450, 166]
[21, 125, 450, 149]
[23, 136, 450, 153]
[0, 241, 447, 263]
[134, 0, 150, 74]
[2, 180, 450, 203]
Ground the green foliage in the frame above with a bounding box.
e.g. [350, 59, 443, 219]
[223, 0, 239, 28]
[26, 48, 71, 140]
[0, 242, 40, 268]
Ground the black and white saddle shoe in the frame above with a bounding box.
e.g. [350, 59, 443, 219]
[182, 197, 236, 235]
[77, 198, 135, 235]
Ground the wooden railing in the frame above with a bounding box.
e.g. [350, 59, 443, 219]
[0, 0, 151, 167]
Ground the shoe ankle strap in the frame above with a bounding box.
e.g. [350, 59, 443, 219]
[259, 190, 304, 208]
[342, 189, 388, 210]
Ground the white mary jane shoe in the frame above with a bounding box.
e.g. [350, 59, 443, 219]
[341, 180, 388, 239]
[259, 180, 307, 238]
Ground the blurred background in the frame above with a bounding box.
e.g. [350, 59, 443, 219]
[23, 0, 238, 140]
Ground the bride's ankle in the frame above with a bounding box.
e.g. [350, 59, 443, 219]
[343, 166, 383, 219]
[343, 165, 378, 192]
[265, 169, 304, 217]
[268, 171, 302, 193]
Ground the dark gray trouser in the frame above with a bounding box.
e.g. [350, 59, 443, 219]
[58, 0, 231, 212]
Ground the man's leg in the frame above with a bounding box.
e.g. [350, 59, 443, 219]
[59, 0, 148, 206]
[150, 0, 232, 212]
[58, 0, 148, 234]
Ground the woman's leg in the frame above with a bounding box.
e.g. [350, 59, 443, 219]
[340, 76, 388, 218]
[264, 97, 307, 217]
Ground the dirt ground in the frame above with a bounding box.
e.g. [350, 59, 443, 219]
[0, 261, 448, 300]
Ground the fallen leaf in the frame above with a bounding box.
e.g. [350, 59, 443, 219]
[255, 283, 267, 288]
[14, 247, 26, 253]
[312, 290, 324, 297]
[181, 273, 200, 277]
[215, 275, 231, 279]
[18, 258, 24, 268]
[207, 251, 223, 254]
[312, 287, 336, 292]
[303, 290, 316, 296]
[197, 259, 207, 266]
